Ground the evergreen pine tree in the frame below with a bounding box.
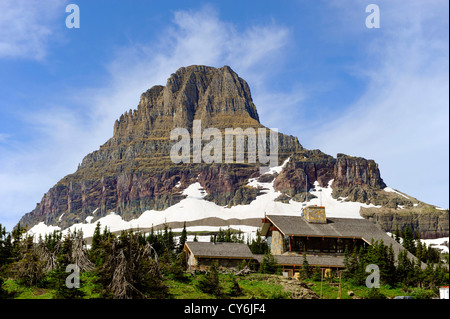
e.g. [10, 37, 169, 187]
[236, 230, 244, 243]
[385, 244, 396, 286]
[396, 249, 415, 286]
[394, 224, 401, 243]
[355, 246, 367, 285]
[161, 223, 175, 255]
[300, 250, 311, 279]
[402, 226, 416, 255]
[343, 246, 359, 281]
[137, 251, 168, 298]
[170, 252, 188, 282]
[433, 259, 448, 288]
[312, 266, 322, 281]
[12, 234, 45, 286]
[197, 261, 223, 296]
[259, 251, 279, 274]
[89, 222, 103, 266]
[177, 222, 187, 254]
[343, 246, 350, 270]
[229, 275, 243, 297]
[0, 224, 12, 268]
[415, 240, 424, 262]
[225, 228, 232, 242]
[248, 229, 268, 254]
[51, 232, 86, 299]
[217, 228, 225, 242]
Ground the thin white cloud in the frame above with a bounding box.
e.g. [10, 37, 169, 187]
[309, 0, 449, 208]
[0, 0, 66, 59]
[81, 5, 293, 146]
[0, 133, 11, 143]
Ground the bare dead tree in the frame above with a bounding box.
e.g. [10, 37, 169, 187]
[71, 231, 94, 272]
[141, 242, 161, 275]
[36, 230, 94, 273]
[37, 240, 61, 273]
[103, 232, 163, 299]
[109, 248, 143, 299]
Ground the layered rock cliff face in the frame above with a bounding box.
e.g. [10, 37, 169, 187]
[273, 151, 386, 195]
[361, 207, 449, 239]
[18, 65, 448, 238]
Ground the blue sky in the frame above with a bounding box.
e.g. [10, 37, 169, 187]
[0, 0, 448, 231]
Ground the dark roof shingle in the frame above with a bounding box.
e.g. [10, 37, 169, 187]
[274, 255, 345, 267]
[185, 241, 254, 259]
[267, 215, 389, 240]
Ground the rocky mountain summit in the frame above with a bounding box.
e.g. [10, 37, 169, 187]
[18, 65, 448, 239]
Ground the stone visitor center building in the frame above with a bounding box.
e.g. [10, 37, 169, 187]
[183, 205, 418, 277]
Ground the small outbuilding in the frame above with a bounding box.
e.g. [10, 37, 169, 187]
[184, 241, 256, 271]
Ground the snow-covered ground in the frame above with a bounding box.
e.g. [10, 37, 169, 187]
[384, 186, 411, 199]
[421, 237, 449, 254]
[387, 232, 449, 254]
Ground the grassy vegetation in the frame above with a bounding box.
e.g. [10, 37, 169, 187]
[1, 273, 289, 299]
[1, 272, 439, 299]
[303, 277, 439, 299]
[2, 279, 54, 299]
[147, 273, 291, 299]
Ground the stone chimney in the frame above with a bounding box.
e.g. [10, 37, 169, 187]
[303, 205, 327, 224]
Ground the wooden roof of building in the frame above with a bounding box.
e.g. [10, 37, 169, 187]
[251, 253, 345, 267]
[184, 241, 254, 259]
[262, 214, 419, 263]
[264, 215, 390, 240]
[275, 255, 345, 268]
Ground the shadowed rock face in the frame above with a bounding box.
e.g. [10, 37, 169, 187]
[18, 65, 447, 238]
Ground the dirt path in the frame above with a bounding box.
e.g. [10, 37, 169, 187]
[277, 277, 320, 299]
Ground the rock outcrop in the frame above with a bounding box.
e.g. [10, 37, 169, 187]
[361, 206, 449, 239]
[273, 151, 386, 197]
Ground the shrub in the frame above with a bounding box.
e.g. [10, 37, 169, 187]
[259, 251, 279, 274]
[196, 262, 223, 297]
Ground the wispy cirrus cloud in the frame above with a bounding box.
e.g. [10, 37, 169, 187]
[0, 0, 66, 60]
[0, 133, 11, 143]
[79, 5, 294, 147]
[309, 0, 449, 208]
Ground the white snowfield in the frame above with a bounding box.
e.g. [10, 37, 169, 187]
[421, 238, 449, 254]
[26, 157, 448, 247]
[383, 186, 410, 199]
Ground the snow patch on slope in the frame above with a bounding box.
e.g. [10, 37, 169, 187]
[27, 222, 61, 238]
[421, 237, 449, 253]
[384, 187, 410, 199]
[308, 179, 380, 218]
